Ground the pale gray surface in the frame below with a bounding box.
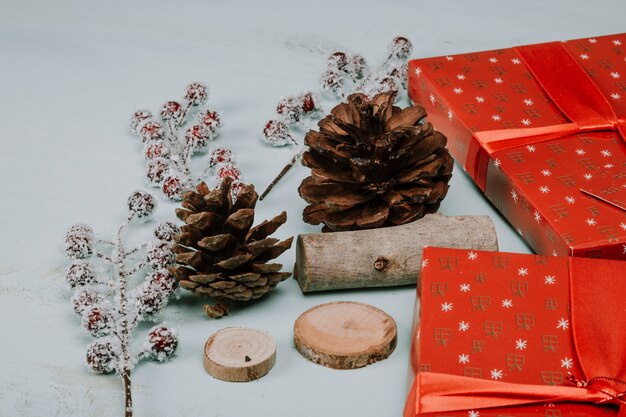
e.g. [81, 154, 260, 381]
[1, 1, 624, 416]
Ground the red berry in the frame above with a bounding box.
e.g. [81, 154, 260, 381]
[130, 110, 152, 135]
[184, 83, 208, 106]
[230, 181, 246, 201]
[197, 109, 221, 131]
[160, 101, 182, 121]
[145, 140, 170, 160]
[299, 91, 318, 114]
[127, 191, 155, 219]
[162, 173, 184, 200]
[146, 326, 177, 362]
[184, 125, 210, 150]
[140, 121, 164, 143]
[389, 36, 412, 60]
[154, 221, 180, 242]
[276, 96, 302, 123]
[86, 338, 117, 373]
[150, 269, 177, 294]
[146, 158, 169, 186]
[263, 119, 294, 147]
[72, 289, 103, 315]
[146, 241, 174, 270]
[208, 148, 234, 170]
[216, 164, 241, 181]
[66, 261, 96, 288]
[135, 283, 167, 320]
[82, 305, 113, 337]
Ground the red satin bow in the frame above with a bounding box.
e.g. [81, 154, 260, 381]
[404, 256, 626, 416]
[466, 42, 626, 190]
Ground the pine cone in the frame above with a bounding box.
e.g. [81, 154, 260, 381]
[170, 178, 293, 305]
[298, 92, 453, 232]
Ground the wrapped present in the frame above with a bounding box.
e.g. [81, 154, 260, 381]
[404, 246, 626, 417]
[408, 34, 626, 260]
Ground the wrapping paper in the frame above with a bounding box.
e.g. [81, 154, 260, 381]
[404, 246, 626, 417]
[408, 33, 626, 260]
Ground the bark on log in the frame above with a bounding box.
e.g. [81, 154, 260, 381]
[294, 213, 498, 293]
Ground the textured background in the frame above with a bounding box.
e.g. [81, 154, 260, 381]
[1, 1, 625, 416]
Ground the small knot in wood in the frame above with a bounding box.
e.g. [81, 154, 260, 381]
[373, 256, 388, 272]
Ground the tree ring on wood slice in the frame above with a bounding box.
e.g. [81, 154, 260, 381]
[293, 301, 397, 369]
[203, 327, 276, 382]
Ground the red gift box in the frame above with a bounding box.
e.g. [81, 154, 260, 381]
[408, 34, 626, 260]
[404, 246, 626, 417]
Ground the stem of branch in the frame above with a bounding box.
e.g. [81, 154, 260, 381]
[259, 151, 302, 201]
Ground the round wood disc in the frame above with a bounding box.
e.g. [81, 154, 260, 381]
[293, 301, 397, 369]
[203, 327, 276, 382]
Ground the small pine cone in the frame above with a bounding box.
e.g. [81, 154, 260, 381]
[171, 179, 293, 308]
[146, 240, 175, 270]
[276, 96, 302, 124]
[86, 338, 118, 374]
[263, 119, 294, 147]
[130, 110, 153, 135]
[146, 158, 170, 186]
[146, 326, 178, 362]
[72, 288, 104, 315]
[389, 36, 412, 60]
[66, 260, 96, 288]
[82, 304, 113, 337]
[154, 221, 180, 242]
[128, 191, 156, 219]
[185, 83, 208, 106]
[298, 92, 453, 232]
[204, 302, 229, 319]
[140, 121, 165, 143]
[145, 140, 170, 160]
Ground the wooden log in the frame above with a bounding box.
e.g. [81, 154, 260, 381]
[293, 301, 397, 369]
[295, 213, 498, 292]
[203, 327, 276, 382]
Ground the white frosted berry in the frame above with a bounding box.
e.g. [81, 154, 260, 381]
[82, 304, 113, 337]
[299, 91, 320, 114]
[86, 337, 118, 374]
[216, 164, 241, 181]
[184, 125, 210, 150]
[154, 221, 180, 242]
[145, 140, 170, 160]
[127, 191, 155, 219]
[320, 69, 344, 97]
[146, 326, 177, 362]
[160, 101, 183, 122]
[328, 51, 348, 72]
[348, 54, 367, 80]
[146, 240, 174, 270]
[134, 282, 168, 320]
[66, 260, 96, 288]
[64, 227, 93, 260]
[276, 96, 302, 123]
[263, 119, 295, 147]
[162, 173, 184, 200]
[150, 269, 177, 295]
[139, 121, 165, 143]
[130, 110, 152, 135]
[197, 109, 221, 131]
[146, 158, 170, 186]
[72, 288, 104, 315]
[184, 83, 208, 106]
[208, 148, 234, 170]
[389, 36, 412, 60]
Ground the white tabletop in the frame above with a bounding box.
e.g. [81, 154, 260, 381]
[2, 1, 625, 416]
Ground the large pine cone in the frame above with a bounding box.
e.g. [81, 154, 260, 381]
[170, 178, 293, 303]
[298, 92, 453, 232]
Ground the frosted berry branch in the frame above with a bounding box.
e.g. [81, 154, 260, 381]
[63, 191, 179, 417]
[130, 83, 245, 200]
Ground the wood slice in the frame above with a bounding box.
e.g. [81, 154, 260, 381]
[294, 301, 397, 369]
[203, 327, 276, 382]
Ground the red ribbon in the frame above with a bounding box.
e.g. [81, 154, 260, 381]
[404, 257, 626, 416]
[466, 42, 626, 190]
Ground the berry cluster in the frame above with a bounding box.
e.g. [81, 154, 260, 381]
[321, 36, 412, 99]
[130, 83, 245, 200]
[63, 191, 178, 384]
